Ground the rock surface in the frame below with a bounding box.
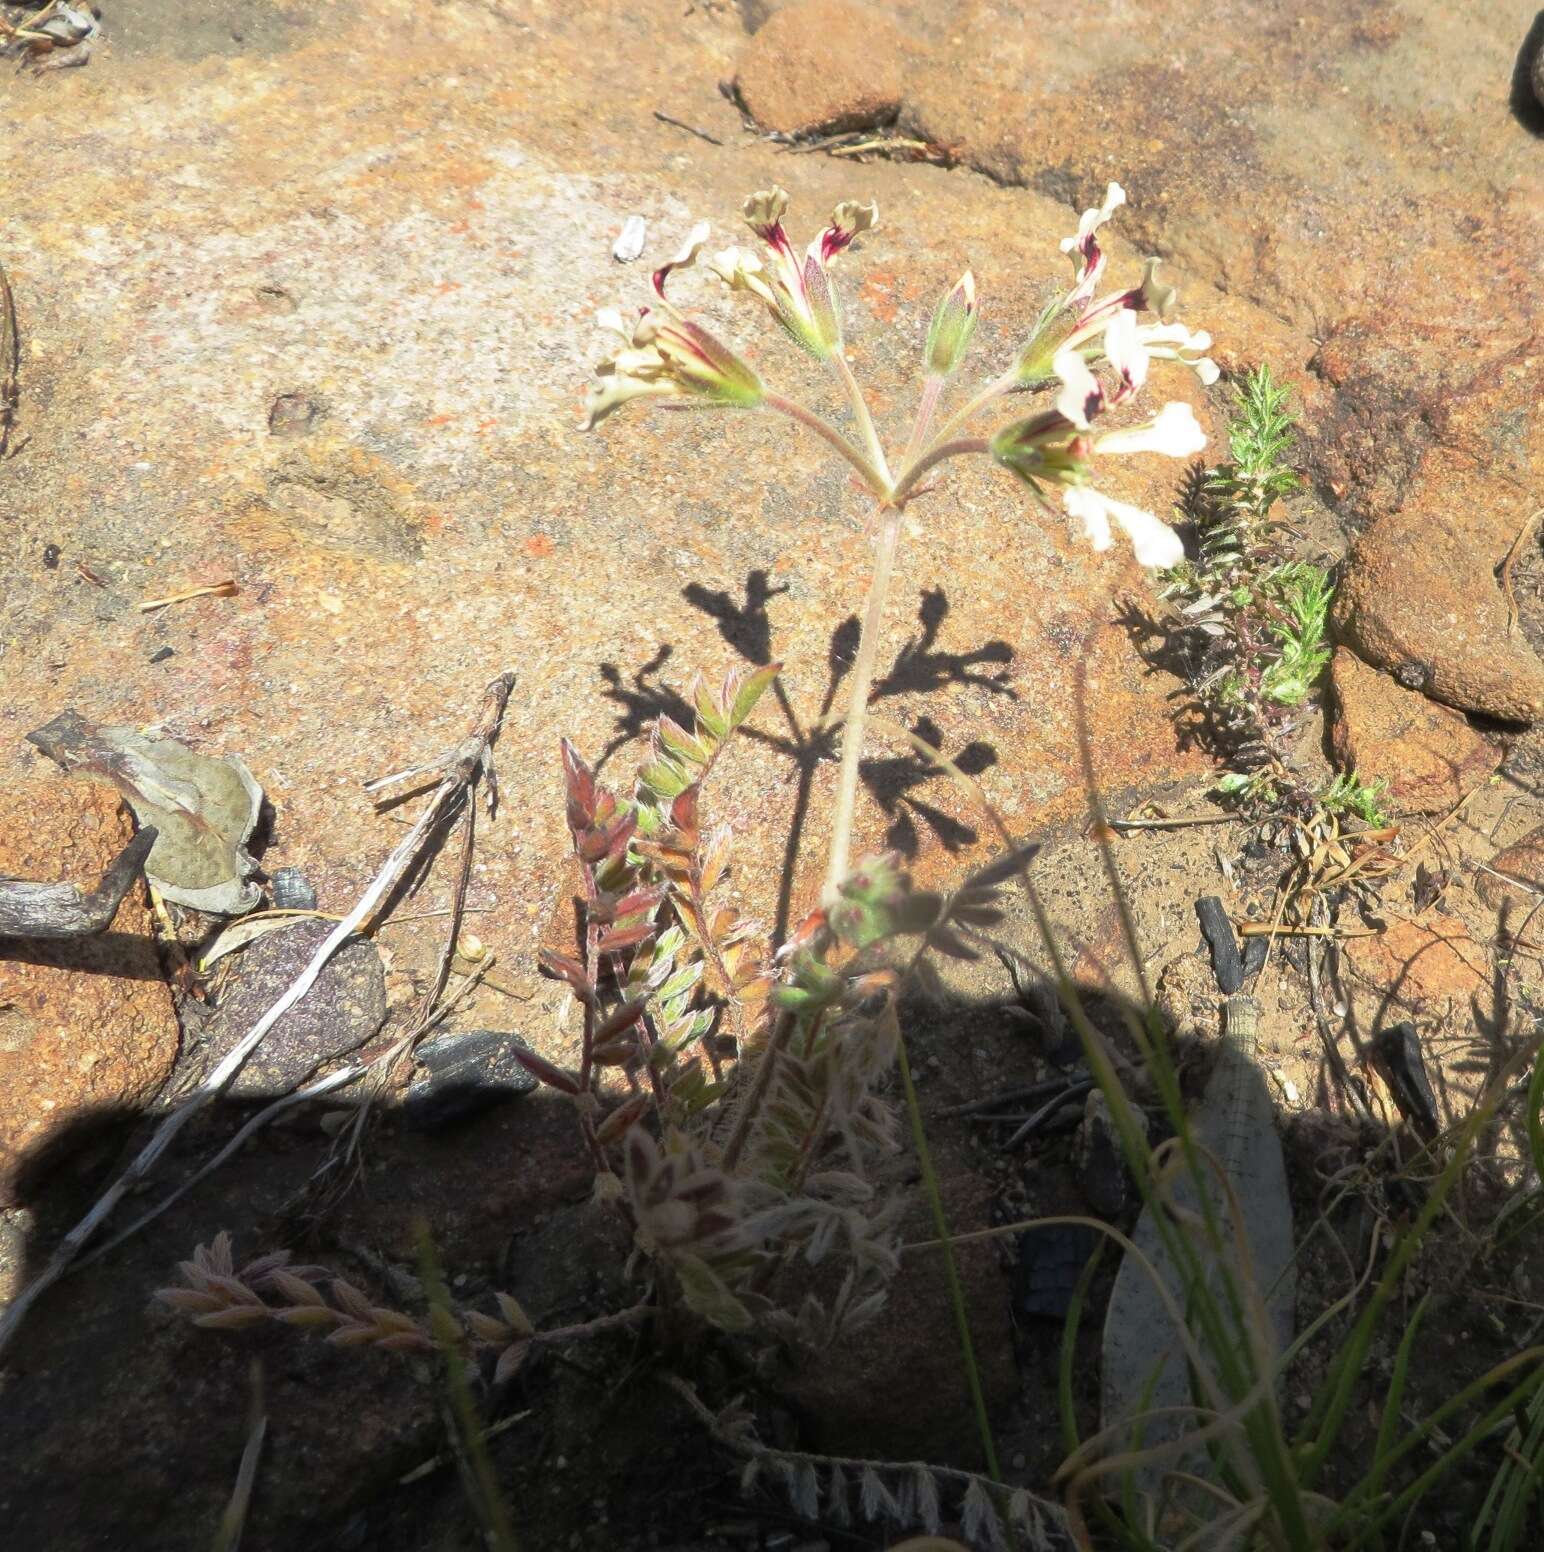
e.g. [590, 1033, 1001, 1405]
[1477, 825, 1544, 912]
[734, 0, 908, 136]
[201, 919, 386, 1099]
[0, 779, 179, 1206]
[1333, 511, 1544, 723]
[402, 1027, 539, 1128]
[1344, 911, 1488, 1014]
[1330, 646, 1502, 810]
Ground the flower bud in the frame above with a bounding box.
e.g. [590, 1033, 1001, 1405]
[989, 412, 1089, 492]
[924, 271, 978, 376]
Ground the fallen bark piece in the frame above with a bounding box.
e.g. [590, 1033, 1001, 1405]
[0, 826, 157, 938]
[402, 1029, 539, 1129]
[27, 710, 263, 915]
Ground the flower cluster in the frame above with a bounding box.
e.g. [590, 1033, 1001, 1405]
[583, 181, 1221, 570]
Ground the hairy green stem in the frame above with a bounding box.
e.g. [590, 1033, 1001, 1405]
[906, 368, 1017, 473]
[763, 391, 887, 497]
[831, 348, 891, 486]
[889, 437, 990, 507]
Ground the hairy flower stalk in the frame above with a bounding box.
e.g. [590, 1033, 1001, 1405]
[581, 184, 1219, 901]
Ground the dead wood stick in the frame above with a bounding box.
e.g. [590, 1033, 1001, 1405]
[0, 827, 157, 938]
[0, 253, 18, 457]
[0, 672, 514, 1360]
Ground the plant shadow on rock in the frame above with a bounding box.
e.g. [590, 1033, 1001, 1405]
[596, 571, 1012, 945]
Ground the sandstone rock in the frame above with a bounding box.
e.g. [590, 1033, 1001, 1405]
[734, 0, 907, 136]
[1333, 510, 1544, 723]
[1344, 912, 1487, 1013]
[202, 918, 386, 1100]
[0, 780, 179, 1206]
[895, 1, 1544, 533]
[1476, 826, 1544, 913]
[1329, 647, 1501, 811]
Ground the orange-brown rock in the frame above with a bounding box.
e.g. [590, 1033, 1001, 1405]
[1476, 826, 1544, 913]
[1329, 647, 1501, 812]
[735, 0, 907, 136]
[1343, 911, 1487, 1014]
[0, 780, 179, 1206]
[1333, 511, 1544, 725]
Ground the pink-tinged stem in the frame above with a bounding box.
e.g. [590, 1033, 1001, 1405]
[889, 437, 991, 507]
[763, 391, 888, 498]
[823, 499, 904, 904]
[901, 367, 1018, 483]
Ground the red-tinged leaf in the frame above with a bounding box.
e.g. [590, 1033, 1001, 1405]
[595, 921, 655, 954]
[656, 716, 709, 767]
[494, 1292, 536, 1338]
[596, 1092, 652, 1144]
[271, 1304, 341, 1329]
[576, 829, 612, 865]
[494, 1340, 531, 1384]
[708, 904, 740, 942]
[376, 1331, 435, 1352]
[594, 998, 649, 1044]
[193, 1305, 270, 1331]
[331, 1279, 375, 1322]
[467, 1310, 510, 1345]
[509, 1046, 583, 1095]
[613, 887, 664, 920]
[590, 1037, 637, 1066]
[155, 1287, 223, 1314]
[735, 973, 773, 1003]
[605, 811, 638, 859]
[669, 783, 700, 837]
[698, 824, 732, 896]
[538, 949, 596, 1002]
[727, 661, 781, 730]
[561, 739, 597, 829]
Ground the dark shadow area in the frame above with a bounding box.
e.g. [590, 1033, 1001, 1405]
[7, 859, 1541, 1552]
[0, 928, 167, 983]
[1511, 10, 1544, 135]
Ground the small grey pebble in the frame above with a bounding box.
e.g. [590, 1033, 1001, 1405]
[267, 392, 324, 437]
[270, 866, 318, 910]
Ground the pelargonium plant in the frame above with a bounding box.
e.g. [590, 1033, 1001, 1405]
[584, 182, 1219, 906]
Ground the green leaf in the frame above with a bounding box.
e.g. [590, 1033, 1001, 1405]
[673, 1253, 753, 1332]
[694, 685, 729, 740]
[656, 716, 710, 767]
[727, 662, 780, 730]
[639, 756, 691, 798]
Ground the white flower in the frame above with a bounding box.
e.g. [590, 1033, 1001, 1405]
[1064, 485, 1184, 568]
[1052, 346, 1103, 429]
[1052, 312, 1150, 427]
[1061, 182, 1126, 310]
[1094, 401, 1207, 458]
[707, 188, 878, 359]
[1135, 321, 1220, 385]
